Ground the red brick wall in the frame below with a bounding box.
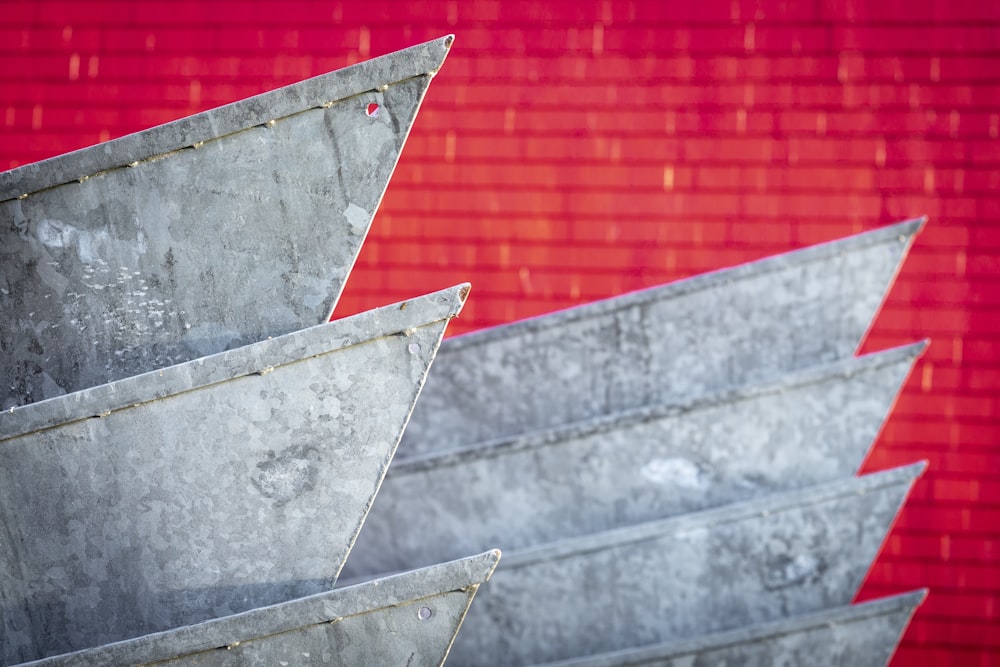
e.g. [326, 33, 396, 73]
[2, 1, 998, 664]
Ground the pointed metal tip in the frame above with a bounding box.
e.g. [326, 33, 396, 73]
[471, 548, 502, 565]
[475, 548, 503, 579]
[859, 588, 929, 612]
[425, 35, 456, 76]
[860, 460, 929, 492]
[863, 339, 930, 363]
[891, 216, 928, 238]
[437, 283, 472, 319]
[883, 339, 930, 359]
[889, 459, 930, 486]
[915, 338, 931, 355]
[483, 548, 503, 581]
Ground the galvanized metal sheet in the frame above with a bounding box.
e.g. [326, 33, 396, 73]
[344, 343, 924, 578]
[445, 464, 924, 666]
[0, 36, 453, 408]
[0, 284, 468, 664]
[536, 590, 926, 667]
[22, 550, 500, 666]
[400, 219, 925, 457]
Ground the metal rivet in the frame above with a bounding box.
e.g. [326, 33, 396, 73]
[408, 342, 421, 354]
[366, 102, 380, 118]
[417, 606, 433, 620]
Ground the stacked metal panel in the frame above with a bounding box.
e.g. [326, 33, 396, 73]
[22, 550, 502, 666]
[0, 36, 453, 408]
[537, 591, 926, 667]
[345, 219, 929, 665]
[1, 37, 500, 666]
[398, 218, 924, 456]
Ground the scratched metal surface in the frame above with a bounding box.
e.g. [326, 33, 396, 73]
[0, 285, 467, 664]
[343, 343, 923, 578]
[400, 219, 924, 457]
[23, 550, 499, 667]
[445, 464, 924, 666]
[0, 36, 452, 408]
[536, 591, 925, 667]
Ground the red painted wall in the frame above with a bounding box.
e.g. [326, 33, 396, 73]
[2, 1, 998, 663]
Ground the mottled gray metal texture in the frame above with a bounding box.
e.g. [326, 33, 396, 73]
[446, 464, 925, 666]
[343, 342, 924, 578]
[537, 590, 926, 667]
[21, 550, 500, 667]
[0, 36, 453, 408]
[0, 285, 468, 664]
[400, 218, 924, 457]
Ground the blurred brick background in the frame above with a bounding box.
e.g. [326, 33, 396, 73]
[2, 1, 998, 664]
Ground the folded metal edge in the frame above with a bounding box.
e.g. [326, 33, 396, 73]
[439, 217, 926, 354]
[0, 35, 454, 201]
[0, 283, 470, 442]
[500, 462, 927, 570]
[533, 589, 927, 667]
[393, 340, 927, 474]
[19, 549, 501, 667]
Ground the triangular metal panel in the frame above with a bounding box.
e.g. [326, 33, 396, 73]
[445, 464, 924, 666]
[344, 343, 923, 578]
[535, 590, 926, 667]
[400, 219, 924, 457]
[0, 285, 468, 664]
[0, 36, 453, 408]
[20, 550, 500, 666]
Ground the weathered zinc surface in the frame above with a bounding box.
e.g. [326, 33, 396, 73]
[22, 550, 500, 667]
[537, 590, 926, 667]
[0, 35, 453, 408]
[0, 285, 468, 664]
[445, 464, 924, 666]
[399, 218, 924, 457]
[344, 343, 923, 577]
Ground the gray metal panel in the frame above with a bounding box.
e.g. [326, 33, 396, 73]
[400, 218, 924, 457]
[0, 285, 468, 664]
[344, 343, 923, 577]
[537, 590, 926, 667]
[0, 36, 453, 408]
[21, 550, 501, 667]
[446, 464, 924, 666]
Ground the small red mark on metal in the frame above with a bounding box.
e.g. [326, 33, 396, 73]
[366, 102, 380, 118]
